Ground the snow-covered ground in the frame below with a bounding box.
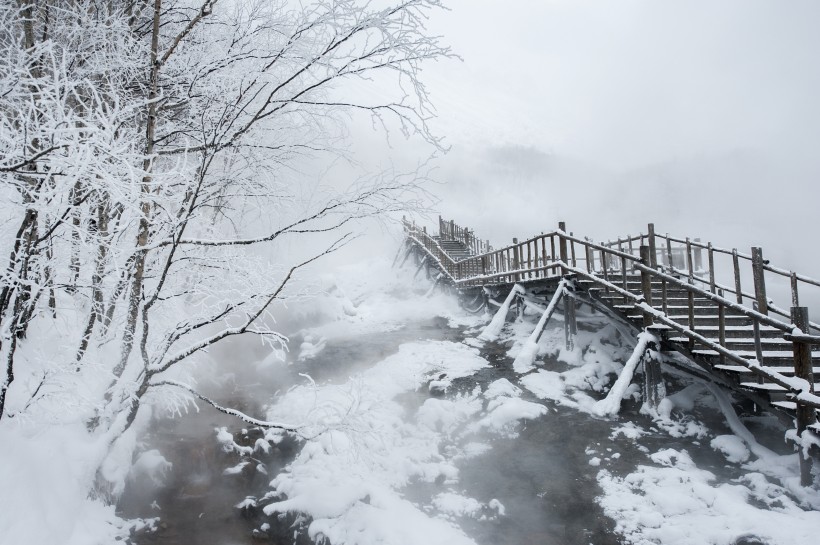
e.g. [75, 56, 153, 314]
[244, 267, 820, 545]
[3, 257, 820, 545]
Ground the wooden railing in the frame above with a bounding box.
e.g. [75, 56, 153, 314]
[403, 217, 820, 412]
[437, 216, 493, 255]
[600, 226, 820, 333]
[405, 216, 819, 486]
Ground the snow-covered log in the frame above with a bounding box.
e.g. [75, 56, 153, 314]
[478, 284, 524, 341]
[512, 280, 567, 373]
[593, 331, 658, 417]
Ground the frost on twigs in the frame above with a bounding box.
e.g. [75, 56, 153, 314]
[0, 0, 453, 436]
[0, 0, 451, 541]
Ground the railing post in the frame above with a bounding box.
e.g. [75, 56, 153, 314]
[718, 289, 726, 365]
[558, 222, 568, 275]
[665, 234, 673, 271]
[694, 238, 703, 274]
[661, 277, 668, 314]
[752, 302, 765, 384]
[449, 219, 455, 240]
[639, 246, 654, 327]
[791, 306, 816, 486]
[512, 238, 520, 282]
[751, 247, 768, 316]
[685, 237, 694, 282]
[620, 254, 628, 304]
[708, 242, 716, 293]
[647, 223, 657, 269]
[732, 249, 743, 304]
[791, 272, 800, 308]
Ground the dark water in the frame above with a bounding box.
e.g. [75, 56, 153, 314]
[120, 313, 791, 545]
[119, 317, 466, 545]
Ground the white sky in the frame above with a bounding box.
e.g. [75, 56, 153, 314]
[385, 0, 820, 271]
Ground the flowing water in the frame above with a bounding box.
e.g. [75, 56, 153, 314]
[119, 313, 790, 545]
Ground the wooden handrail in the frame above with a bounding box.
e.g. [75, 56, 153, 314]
[404, 217, 820, 480]
[405, 218, 820, 335]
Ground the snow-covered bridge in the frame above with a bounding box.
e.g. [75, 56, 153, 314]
[402, 216, 820, 485]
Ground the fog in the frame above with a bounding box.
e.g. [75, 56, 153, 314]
[345, 0, 820, 280]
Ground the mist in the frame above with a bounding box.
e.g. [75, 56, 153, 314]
[344, 0, 820, 278]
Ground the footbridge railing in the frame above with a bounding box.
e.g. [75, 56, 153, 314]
[601, 230, 820, 333]
[403, 216, 820, 483]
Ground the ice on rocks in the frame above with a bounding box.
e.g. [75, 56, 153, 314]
[710, 435, 751, 464]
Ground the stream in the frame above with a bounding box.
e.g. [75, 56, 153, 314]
[118, 311, 791, 545]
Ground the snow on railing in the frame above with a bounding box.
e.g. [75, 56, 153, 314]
[602, 227, 820, 332]
[402, 217, 820, 419]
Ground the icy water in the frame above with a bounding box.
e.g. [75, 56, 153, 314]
[120, 318, 464, 544]
[119, 314, 791, 545]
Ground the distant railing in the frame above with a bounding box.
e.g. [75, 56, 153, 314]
[437, 216, 493, 255]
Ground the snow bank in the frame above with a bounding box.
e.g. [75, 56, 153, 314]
[262, 340, 490, 544]
[598, 448, 820, 545]
[710, 435, 750, 463]
[0, 422, 139, 545]
[432, 492, 484, 518]
[473, 396, 548, 434]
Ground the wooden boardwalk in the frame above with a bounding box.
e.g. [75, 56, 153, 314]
[402, 216, 820, 485]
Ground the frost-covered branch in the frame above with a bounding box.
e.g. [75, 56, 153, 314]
[149, 380, 302, 430]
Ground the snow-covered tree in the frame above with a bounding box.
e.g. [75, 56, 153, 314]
[0, 0, 449, 466]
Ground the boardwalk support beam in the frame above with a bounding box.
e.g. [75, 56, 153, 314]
[642, 339, 665, 410]
[639, 246, 654, 327]
[564, 288, 577, 351]
[791, 306, 816, 486]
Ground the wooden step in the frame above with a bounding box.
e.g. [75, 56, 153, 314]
[666, 314, 753, 327]
[691, 348, 818, 367]
[722, 338, 820, 352]
[713, 363, 820, 377]
[678, 325, 783, 339]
